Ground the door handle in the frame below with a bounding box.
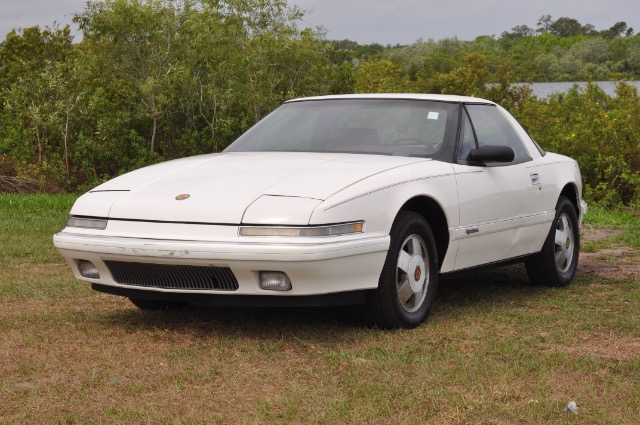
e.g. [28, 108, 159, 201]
[530, 173, 541, 187]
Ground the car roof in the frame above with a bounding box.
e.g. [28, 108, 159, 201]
[286, 93, 496, 105]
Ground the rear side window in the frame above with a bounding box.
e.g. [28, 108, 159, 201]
[465, 104, 530, 161]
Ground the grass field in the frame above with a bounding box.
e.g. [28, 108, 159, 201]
[1, 194, 638, 424]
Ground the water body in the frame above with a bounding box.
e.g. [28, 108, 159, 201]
[523, 81, 640, 98]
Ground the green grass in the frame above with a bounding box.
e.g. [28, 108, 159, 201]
[0, 193, 84, 301]
[584, 203, 640, 247]
[0, 193, 76, 261]
[1, 194, 639, 423]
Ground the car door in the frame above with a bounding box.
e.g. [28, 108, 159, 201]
[452, 103, 548, 270]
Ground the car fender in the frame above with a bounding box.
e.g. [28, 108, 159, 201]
[310, 160, 459, 268]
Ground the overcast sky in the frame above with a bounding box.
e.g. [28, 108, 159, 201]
[2, 0, 640, 44]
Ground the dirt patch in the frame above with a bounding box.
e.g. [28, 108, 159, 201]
[578, 228, 639, 279]
[579, 249, 639, 279]
[579, 259, 639, 279]
[541, 332, 640, 362]
[578, 247, 640, 278]
[580, 227, 621, 243]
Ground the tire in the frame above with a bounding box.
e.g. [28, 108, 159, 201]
[364, 211, 439, 329]
[526, 196, 580, 287]
[129, 297, 189, 311]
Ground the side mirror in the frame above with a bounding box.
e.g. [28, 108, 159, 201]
[468, 145, 515, 164]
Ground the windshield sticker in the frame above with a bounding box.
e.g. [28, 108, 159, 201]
[427, 112, 439, 120]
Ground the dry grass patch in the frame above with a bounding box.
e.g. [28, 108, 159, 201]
[579, 226, 640, 279]
[580, 226, 622, 244]
[541, 332, 640, 362]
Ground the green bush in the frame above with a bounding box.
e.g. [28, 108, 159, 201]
[513, 82, 640, 207]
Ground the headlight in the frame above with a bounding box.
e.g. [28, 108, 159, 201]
[67, 216, 108, 230]
[239, 221, 364, 237]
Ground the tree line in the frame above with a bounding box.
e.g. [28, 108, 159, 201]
[0, 1, 638, 206]
[331, 15, 640, 86]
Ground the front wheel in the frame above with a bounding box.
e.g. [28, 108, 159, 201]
[526, 196, 580, 287]
[363, 211, 438, 329]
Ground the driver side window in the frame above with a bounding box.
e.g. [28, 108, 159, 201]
[456, 109, 477, 161]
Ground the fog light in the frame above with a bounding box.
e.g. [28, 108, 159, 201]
[259, 272, 292, 291]
[77, 260, 100, 279]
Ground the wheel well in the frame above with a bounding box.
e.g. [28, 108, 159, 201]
[560, 184, 579, 214]
[400, 196, 449, 270]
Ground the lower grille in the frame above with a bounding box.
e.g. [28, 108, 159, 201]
[105, 261, 239, 291]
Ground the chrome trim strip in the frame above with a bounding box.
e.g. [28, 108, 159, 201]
[450, 210, 555, 241]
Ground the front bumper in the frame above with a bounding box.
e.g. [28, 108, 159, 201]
[53, 231, 390, 298]
[579, 199, 588, 226]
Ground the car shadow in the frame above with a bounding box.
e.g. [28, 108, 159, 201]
[95, 264, 553, 340]
[437, 263, 540, 305]
[99, 301, 366, 341]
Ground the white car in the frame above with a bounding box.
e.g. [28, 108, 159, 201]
[54, 94, 587, 328]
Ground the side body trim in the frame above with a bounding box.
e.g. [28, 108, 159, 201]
[450, 210, 555, 241]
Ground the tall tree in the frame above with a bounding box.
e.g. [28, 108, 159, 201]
[549, 17, 589, 37]
[601, 21, 632, 38]
[0, 25, 73, 92]
[75, 0, 193, 155]
[355, 59, 407, 93]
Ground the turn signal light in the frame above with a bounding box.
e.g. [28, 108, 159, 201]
[67, 216, 108, 230]
[240, 221, 364, 237]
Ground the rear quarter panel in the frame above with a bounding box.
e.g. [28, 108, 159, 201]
[536, 152, 584, 210]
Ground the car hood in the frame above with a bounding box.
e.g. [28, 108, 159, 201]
[73, 152, 429, 224]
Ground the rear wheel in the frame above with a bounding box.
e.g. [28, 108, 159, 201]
[364, 211, 438, 329]
[526, 196, 580, 287]
[129, 297, 189, 311]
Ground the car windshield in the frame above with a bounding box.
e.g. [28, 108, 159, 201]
[225, 99, 457, 158]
